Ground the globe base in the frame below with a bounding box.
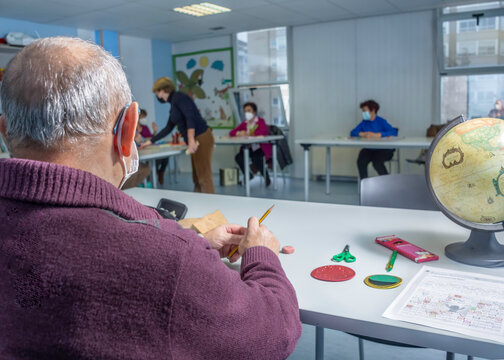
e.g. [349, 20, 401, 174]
[445, 230, 504, 268]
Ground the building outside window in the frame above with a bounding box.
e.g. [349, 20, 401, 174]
[235, 27, 289, 128]
[439, 2, 504, 122]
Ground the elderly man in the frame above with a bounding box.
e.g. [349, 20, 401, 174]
[0, 37, 301, 359]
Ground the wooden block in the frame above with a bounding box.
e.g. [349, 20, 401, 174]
[178, 218, 199, 229]
[192, 210, 228, 234]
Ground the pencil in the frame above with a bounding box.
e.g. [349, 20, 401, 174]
[226, 205, 274, 259]
[386, 250, 397, 272]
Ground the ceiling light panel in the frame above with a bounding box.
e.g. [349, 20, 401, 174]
[174, 2, 231, 17]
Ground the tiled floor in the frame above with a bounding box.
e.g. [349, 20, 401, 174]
[149, 171, 488, 360]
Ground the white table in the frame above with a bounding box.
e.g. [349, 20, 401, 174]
[139, 145, 187, 189]
[215, 135, 284, 197]
[295, 136, 433, 201]
[125, 188, 504, 360]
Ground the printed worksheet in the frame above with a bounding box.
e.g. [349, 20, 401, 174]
[383, 266, 504, 343]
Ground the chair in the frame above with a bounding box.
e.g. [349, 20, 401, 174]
[360, 174, 438, 211]
[358, 174, 473, 360]
[405, 124, 445, 173]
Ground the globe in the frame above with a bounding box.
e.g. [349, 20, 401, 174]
[426, 116, 504, 267]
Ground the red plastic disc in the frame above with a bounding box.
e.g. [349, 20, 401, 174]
[311, 265, 355, 282]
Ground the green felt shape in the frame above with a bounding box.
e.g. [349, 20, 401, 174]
[368, 275, 400, 286]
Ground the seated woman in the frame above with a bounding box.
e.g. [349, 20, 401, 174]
[229, 102, 272, 186]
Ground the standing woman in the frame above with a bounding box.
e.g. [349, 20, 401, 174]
[140, 77, 215, 193]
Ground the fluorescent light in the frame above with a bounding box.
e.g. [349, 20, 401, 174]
[174, 2, 231, 17]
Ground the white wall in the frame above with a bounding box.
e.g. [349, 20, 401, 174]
[291, 10, 436, 178]
[119, 35, 156, 133]
[172, 35, 237, 174]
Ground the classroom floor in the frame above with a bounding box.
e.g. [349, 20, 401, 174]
[154, 170, 360, 205]
[150, 171, 487, 360]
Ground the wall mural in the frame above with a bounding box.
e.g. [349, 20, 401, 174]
[173, 47, 235, 129]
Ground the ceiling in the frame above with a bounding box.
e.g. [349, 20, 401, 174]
[0, 0, 488, 42]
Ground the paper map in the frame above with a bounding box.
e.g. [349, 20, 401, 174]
[383, 266, 504, 343]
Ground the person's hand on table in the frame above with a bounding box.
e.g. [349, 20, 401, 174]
[367, 132, 382, 139]
[187, 139, 199, 154]
[139, 139, 152, 149]
[204, 224, 246, 263]
[358, 132, 369, 138]
[239, 217, 280, 256]
[236, 130, 247, 137]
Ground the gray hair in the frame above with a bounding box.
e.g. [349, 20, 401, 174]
[0, 36, 132, 150]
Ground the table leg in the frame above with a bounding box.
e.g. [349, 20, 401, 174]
[325, 146, 331, 195]
[315, 326, 324, 360]
[173, 156, 179, 184]
[273, 142, 278, 190]
[446, 352, 454, 360]
[397, 149, 401, 173]
[303, 145, 311, 202]
[150, 159, 158, 189]
[244, 146, 250, 197]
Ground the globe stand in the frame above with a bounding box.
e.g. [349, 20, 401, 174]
[445, 230, 504, 268]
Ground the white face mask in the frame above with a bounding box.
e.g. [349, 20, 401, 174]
[496, 103, 502, 111]
[115, 105, 139, 189]
[244, 111, 255, 121]
[139, 118, 148, 126]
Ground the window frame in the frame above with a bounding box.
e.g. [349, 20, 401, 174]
[437, 7, 504, 76]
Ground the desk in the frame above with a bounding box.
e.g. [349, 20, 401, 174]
[296, 136, 433, 201]
[139, 145, 187, 189]
[215, 135, 284, 197]
[125, 188, 504, 359]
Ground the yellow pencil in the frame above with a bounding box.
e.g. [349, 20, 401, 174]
[226, 205, 274, 259]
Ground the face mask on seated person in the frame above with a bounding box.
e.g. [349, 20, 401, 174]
[244, 112, 255, 121]
[362, 111, 371, 120]
[139, 118, 148, 126]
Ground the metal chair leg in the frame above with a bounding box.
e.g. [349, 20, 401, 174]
[358, 337, 365, 360]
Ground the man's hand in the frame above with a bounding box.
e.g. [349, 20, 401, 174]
[139, 139, 152, 149]
[358, 132, 369, 138]
[239, 217, 280, 256]
[204, 224, 246, 263]
[187, 139, 199, 154]
[152, 122, 158, 134]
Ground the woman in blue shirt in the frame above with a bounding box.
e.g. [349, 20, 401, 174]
[350, 100, 397, 179]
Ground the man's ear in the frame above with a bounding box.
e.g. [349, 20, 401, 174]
[120, 102, 139, 157]
[0, 115, 7, 139]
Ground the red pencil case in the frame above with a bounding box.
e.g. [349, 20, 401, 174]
[375, 235, 438, 263]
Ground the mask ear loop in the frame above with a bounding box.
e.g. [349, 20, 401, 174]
[114, 105, 130, 188]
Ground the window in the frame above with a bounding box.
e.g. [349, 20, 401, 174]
[478, 40, 497, 55]
[456, 41, 477, 55]
[443, 1, 504, 14]
[236, 27, 288, 84]
[479, 17, 497, 30]
[458, 19, 476, 33]
[235, 27, 290, 127]
[441, 74, 504, 121]
[439, 3, 504, 122]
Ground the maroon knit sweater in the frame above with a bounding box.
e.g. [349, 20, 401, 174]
[0, 158, 301, 360]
